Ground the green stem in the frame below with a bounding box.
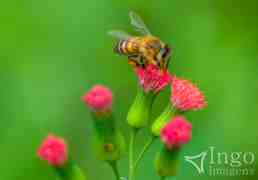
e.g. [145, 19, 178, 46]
[129, 128, 137, 180]
[54, 162, 86, 180]
[134, 136, 156, 170]
[160, 176, 166, 180]
[108, 161, 120, 180]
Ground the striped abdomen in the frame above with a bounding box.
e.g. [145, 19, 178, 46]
[114, 37, 141, 55]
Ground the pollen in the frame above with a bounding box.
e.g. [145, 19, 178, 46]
[171, 76, 207, 111]
[135, 64, 171, 93]
[82, 85, 113, 112]
[37, 134, 67, 167]
[160, 116, 192, 150]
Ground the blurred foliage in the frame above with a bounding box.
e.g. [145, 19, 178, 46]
[0, 0, 258, 180]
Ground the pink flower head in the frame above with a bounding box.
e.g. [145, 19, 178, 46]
[171, 76, 207, 111]
[37, 134, 67, 167]
[82, 85, 113, 112]
[161, 116, 192, 150]
[135, 64, 171, 93]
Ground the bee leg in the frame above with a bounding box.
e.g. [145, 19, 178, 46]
[157, 60, 161, 69]
[128, 59, 138, 67]
[128, 54, 141, 67]
[165, 57, 171, 69]
[139, 56, 145, 68]
[128, 55, 140, 67]
[128, 54, 139, 59]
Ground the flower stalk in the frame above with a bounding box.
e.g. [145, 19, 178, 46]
[128, 128, 138, 180]
[134, 136, 156, 170]
[107, 161, 121, 180]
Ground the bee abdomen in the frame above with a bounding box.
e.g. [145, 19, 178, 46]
[115, 39, 139, 55]
[114, 40, 127, 54]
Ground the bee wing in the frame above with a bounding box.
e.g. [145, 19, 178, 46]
[108, 30, 132, 40]
[129, 11, 152, 36]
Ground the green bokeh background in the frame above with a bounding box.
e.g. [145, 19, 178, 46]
[0, 0, 257, 180]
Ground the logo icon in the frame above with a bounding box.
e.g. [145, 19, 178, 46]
[184, 146, 256, 176]
[184, 151, 208, 174]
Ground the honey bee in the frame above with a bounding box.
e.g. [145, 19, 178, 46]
[108, 11, 171, 70]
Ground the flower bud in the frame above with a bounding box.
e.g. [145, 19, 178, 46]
[155, 115, 192, 177]
[82, 85, 125, 161]
[37, 135, 87, 180]
[151, 104, 175, 136]
[127, 88, 156, 128]
[171, 76, 207, 111]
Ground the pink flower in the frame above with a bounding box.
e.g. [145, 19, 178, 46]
[171, 76, 207, 111]
[135, 65, 171, 93]
[160, 116, 192, 150]
[82, 85, 113, 112]
[37, 134, 67, 167]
